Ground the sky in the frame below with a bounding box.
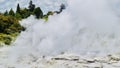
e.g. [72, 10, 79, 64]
[0, 0, 66, 14]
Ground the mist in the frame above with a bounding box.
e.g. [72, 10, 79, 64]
[5, 0, 120, 58]
[1, 0, 120, 67]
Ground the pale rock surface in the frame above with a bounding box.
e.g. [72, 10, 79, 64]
[1, 48, 120, 68]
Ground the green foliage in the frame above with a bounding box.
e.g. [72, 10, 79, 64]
[42, 15, 48, 21]
[42, 11, 54, 21]
[0, 14, 24, 34]
[9, 9, 15, 16]
[54, 4, 66, 14]
[0, 14, 25, 45]
[0, 0, 49, 45]
[0, 0, 63, 45]
[34, 7, 43, 19]
[28, 0, 35, 12]
[6, 0, 44, 19]
[60, 4, 65, 12]
[14, 0, 44, 19]
[0, 34, 12, 45]
[3, 36, 12, 45]
[4, 10, 8, 16]
[47, 11, 54, 16]
[15, 12, 22, 19]
[20, 8, 31, 19]
[16, 3, 20, 13]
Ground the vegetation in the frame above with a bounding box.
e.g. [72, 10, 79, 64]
[4, 0, 43, 19]
[34, 7, 43, 18]
[0, 0, 65, 46]
[0, 0, 44, 46]
[43, 11, 54, 21]
[43, 4, 65, 21]
[54, 4, 65, 14]
[4, 0, 65, 20]
[9, 9, 15, 16]
[0, 34, 12, 45]
[16, 4, 20, 13]
[28, 0, 35, 12]
[0, 14, 24, 45]
[4, 10, 8, 16]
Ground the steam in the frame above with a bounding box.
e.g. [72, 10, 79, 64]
[6, 0, 120, 58]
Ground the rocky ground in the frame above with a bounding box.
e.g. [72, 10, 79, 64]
[1, 47, 120, 68]
[26, 54, 120, 68]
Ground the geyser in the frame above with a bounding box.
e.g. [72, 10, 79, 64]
[1, 0, 120, 67]
[12, 0, 120, 56]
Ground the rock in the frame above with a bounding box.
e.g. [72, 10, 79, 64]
[82, 63, 103, 68]
[111, 61, 120, 67]
[1, 52, 120, 68]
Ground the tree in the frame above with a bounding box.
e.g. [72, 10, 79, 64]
[55, 4, 66, 14]
[34, 7, 43, 19]
[47, 11, 54, 16]
[15, 12, 22, 19]
[9, 9, 15, 16]
[4, 10, 8, 16]
[0, 14, 25, 34]
[28, 0, 35, 12]
[16, 3, 20, 13]
[20, 8, 31, 18]
[42, 11, 53, 21]
[60, 4, 65, 12]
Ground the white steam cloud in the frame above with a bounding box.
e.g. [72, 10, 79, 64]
[7, 0, 120, 57]
[1, 0, 120, 67]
